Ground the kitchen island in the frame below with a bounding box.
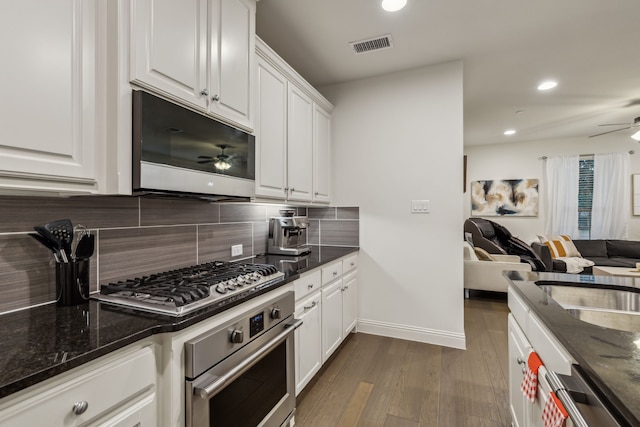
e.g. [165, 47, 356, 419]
[507, 270, 640, 426]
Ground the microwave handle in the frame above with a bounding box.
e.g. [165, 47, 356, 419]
[193, 319, 303, 400]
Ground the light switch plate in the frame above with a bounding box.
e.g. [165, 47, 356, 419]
[411, 200, 430, 213]
[231, 244, 243, 256]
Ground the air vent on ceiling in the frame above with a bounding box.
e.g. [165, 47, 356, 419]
[349, 34, 394, 54]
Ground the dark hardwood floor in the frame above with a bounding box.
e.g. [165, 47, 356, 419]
[294, 295, 510, 427]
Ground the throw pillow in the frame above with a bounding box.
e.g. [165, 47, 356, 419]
[538, 234, 581, 259]
[474, 247, 497, 261]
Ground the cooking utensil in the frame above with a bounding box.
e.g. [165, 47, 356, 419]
[71, 224, 88, 255]
[74, 234, 95, 260]
[34, 225, 68, 262]
[44, 219, 73, 260]
[29, 233, 62, 262]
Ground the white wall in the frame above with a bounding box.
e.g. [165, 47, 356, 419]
[321, 61, 465, 349]
[464, 134, 640, 243]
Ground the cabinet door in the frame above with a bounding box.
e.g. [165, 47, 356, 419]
[0, 0, 99, 193]
[287, 85, 313, 202]
[93, 392, 156, 427]
[342, 271, 358, 336]
[312, 104, 331, 203]
[508, 314, 531, 427]
[255, 57, 287, 198]
[321, 279, 343, 363]
[131, 0, 208, 109]
[295, 293, 322, 395]
[208, 0, 255, 130]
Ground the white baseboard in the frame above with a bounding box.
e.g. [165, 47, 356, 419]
[356, 319, 466, 350]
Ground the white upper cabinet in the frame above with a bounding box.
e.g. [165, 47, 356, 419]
[255, 37, 334, 204]
[131, 0, 207, 109]
[255, 56, 288, 199]
[313, 104, 331, 203]
[0, 0, 100, 194]
[131, 0, 255, 131]
[287, 84, 314, 202]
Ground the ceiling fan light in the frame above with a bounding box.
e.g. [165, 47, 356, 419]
[631, 130, 640, 141]
[214, 160, 231, 170]
[381, 0, 407, 12]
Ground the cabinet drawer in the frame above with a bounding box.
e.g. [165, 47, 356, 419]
[0, 346, 156, 427]
[527, 313, 573, 375]
[322, 261, 343, 286]
[508, 286, 530, 332]
[342, 254, 358, 274]
[294, 270, 322, 301]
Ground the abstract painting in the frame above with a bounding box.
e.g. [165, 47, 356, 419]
[471, 179, 539, 216]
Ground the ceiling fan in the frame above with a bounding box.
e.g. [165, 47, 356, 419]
[197, 144, 234, 170]
[588, 116, 640, 139]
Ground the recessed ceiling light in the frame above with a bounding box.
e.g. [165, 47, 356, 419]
[537, 80, 558, 91]
[504, 129, 516, 136]
[382, 0, 407, 12]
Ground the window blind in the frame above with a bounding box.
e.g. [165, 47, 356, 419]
[578, 157, 594, 239]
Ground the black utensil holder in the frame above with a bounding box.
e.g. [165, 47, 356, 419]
[56, 259, 90, 306]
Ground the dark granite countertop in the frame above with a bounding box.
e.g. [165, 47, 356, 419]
[506, 271, 640, 426]
[0, 245, 358, 400]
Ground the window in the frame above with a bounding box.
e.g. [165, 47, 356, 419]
[578, 157, 594, 239]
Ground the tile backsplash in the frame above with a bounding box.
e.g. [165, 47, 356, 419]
[0, 195, 359, 314]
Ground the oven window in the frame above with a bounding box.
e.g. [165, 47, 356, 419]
[209, 341, 287, 427]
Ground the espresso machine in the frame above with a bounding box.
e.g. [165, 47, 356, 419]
[267, 211, 311, 256]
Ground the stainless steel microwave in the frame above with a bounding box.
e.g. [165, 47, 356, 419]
[132, 90, 255, 200]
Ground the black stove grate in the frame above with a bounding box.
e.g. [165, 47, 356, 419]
[99, 261, 280, 307]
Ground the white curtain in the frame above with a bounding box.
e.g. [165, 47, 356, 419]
[591, 152, 629, 239]
[543, 155, 580, 237]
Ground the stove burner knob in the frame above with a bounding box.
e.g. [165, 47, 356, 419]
[230, 329, 244, 344]
[270, 307, 281, 319]
[216, 284, 227, 294]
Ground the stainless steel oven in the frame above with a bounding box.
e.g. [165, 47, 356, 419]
[185, 292, 300, 427]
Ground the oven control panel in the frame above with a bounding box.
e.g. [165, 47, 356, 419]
[249, 311, 264, 337]
[184, 291, 295, 380]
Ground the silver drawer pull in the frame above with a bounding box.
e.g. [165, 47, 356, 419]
[304, 301, 317, 310]
[517, 356, 525, 365]
[72, 401, 89, 415]
[350, 262, 355, 266]
[333, 271, 338, 276]
[307, 284, 314, 289]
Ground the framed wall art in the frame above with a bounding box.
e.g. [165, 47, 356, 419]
[471, 179, 539, 217]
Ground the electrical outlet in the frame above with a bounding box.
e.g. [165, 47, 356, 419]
[411, 200, 430, 213]
[231, 244, 243, 257]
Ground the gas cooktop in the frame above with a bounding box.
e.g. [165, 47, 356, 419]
[92, 261, 285, 316]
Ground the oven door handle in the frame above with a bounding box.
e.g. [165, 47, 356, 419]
[193, 319, 303, 400]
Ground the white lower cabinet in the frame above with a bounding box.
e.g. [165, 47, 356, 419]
[321, 278, 344, 363]
[342, 270, 358, 336]
[508, 314, 531, 427]
[295, 292, 322, 395]
[0, 344, 157, 427]
[508, 287, 575, 427]
[292, 252, 358, 395]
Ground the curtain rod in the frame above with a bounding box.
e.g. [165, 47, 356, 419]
[539, 150, 635, 160]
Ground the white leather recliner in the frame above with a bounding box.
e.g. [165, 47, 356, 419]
[463, 242, 532, 297]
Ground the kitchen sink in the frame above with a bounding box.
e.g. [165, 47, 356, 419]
[538, 283, 640, 332]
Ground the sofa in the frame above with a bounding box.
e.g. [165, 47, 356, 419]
[532, 239, 640, 274]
